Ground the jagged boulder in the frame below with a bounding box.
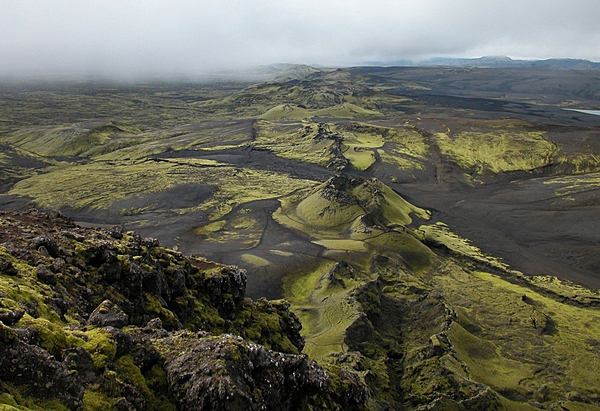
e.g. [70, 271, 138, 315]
[0, 255, 18, 276]
[0, 323, 84, 409]
[0, 210, 366, 410]
[157, 332, 350, 411]
[88, 300, 129, 328]
[0, 309, 25, 326]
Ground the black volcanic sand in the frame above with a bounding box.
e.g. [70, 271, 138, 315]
[154, 146, 335, 182]
[395, 178, 600, 289]
[177, 199, 327, 299]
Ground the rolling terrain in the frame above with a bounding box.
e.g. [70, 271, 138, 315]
[2, 64, 600, 410]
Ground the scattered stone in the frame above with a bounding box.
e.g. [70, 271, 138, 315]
[37, 264, 57, 285]
[13, 327, 40, 345]
[88, 300, 129, 328]
[52, 257, 67, 273]
[106, 327, 137, 357]
[144, 317, 163, 330]
[0, 310, 25, 326]
[141, 237, 159, 248]
[0, 255, 19, 276]
[63, 347, 97, 385]
[132, 339, 161, 371]
[32, 236, 59, 257]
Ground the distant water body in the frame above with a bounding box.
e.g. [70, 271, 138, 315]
[565, 109, 600, 116]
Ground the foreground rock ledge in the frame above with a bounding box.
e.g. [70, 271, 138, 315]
[0, 210, 367, 410]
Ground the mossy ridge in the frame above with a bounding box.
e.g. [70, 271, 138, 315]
[276, 176, 430, 239]
[435, 129, 558, 175]
[276, 173, 600, 409]
[260, 103, 380, 121]
[336, 121, 431, 171]
[283, 259, 367, 360]
[94, 120, 255, 161]
[2, 120, 142, 158]
[254, 119, 432, 172]
[430, 260, 600, 407]
[1, 210, 332, 410]
[253, 120, 340, 168]
[9, 159, 314, 220]
[418, 222, 511, 272]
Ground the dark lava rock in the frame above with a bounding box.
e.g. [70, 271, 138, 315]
[32, 236, 59, 258]
[200, 266, 247, 319]
[0, 325, 84, 409]
[88, 300, 129, 328]
[141, 237, 159, 248]
[63, 347, 98, 385]
[0, 309, 25, 326]
[37, 264, 57, 285]
[0, 255, 18, 276]
[13, 327, 40, 345]
[106, 326, 137, 357]
[132, 338, 161, 371]
[158, 332, 339, 411]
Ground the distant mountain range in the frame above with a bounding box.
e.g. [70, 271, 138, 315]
[384, 55, 600, 70]
[225, 57, 600, 83]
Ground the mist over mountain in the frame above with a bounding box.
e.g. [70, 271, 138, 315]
[2, 0, 600, 80]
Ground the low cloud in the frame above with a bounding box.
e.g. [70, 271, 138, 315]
[1, 0, 599, 79]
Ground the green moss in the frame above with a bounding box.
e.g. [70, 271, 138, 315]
[448, 322, 533, 395]
[21, 317, 70, 358]
[143, 293, 180, 329]
[0, 393, 20, 409]
[240, 254, 270, 267]
[3, 120, 142, 158]
[143, 365, 177, 411]
[435, 130, 557, 175]
[9, 159, 313, 220]
[80, 327, 117, 371]
[364, 232, 434, 272]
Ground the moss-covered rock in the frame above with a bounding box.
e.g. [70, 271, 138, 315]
[0, 210, 367, 410]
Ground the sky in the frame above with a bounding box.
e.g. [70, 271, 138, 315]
[1, 0, 600, 79]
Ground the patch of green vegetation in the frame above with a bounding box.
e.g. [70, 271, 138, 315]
[79, 327, 118, 371]
[276, 177, 429, 240]
[0, 259, 61, 323]
[3, 120, 142, 158]
[312, 239, 368, 252]
[260, 103, 380, 120]
[448, 322, 533, 395]
[115, 355, 173, 411]
[419, 222, 511, 271]
[81, 390, 114, 411]
[435, 130, 557, 174]
[19, 316, 70, 358]
[143, 293, 180, 330]
[364, 231, 434, 272]
[432, 262, 600, 405]
[544, 172, 600, 197]
[194, 215, 262, 247]
[240, 254, 270, 267]
[254, 120, 338, 168]
[342, 145, 376, 170]
[9, 159, 314, 220]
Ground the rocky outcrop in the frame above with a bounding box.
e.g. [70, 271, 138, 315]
[0, 210, 368, 410]
[88, 299, 129, 328]
[0, 323, 84, 409]
[157, 332, 337, 411]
